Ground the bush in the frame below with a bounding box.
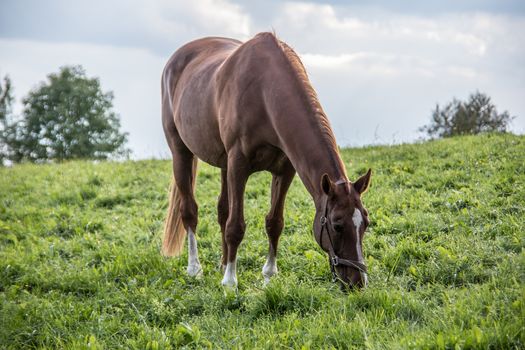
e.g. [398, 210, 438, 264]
[420, 92, 514, 138]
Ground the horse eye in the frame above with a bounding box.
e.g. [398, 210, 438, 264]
[333, 223, 344, 233]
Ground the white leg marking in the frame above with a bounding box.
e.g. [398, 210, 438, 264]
[221, 258, 237, 287]
[361, 272, 368, 287]
[186, 228, 202, 277]
[262, 254, 278, 285]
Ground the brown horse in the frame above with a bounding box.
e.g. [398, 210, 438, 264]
[161, 32, 372, 289]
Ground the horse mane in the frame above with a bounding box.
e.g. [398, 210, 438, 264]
[255, 32, 346, 177]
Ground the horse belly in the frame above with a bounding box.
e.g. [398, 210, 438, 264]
[251, 144, 290, 173]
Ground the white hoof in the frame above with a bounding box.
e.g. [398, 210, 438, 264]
[263, 276, 272, 286]
[187, 263, 202, 277]
[221, 260, 237, 288]
[221, 274, 237, 288]
[262, 257, 277, 286]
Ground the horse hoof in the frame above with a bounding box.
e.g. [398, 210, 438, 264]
[187, 263, 202, 277]
[222, 283, 238, 296]
[221, 276, 237, 290]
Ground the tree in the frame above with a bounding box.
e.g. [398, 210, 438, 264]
[0, 66, 129, 163]
[0, 75, 15, 164]
[420, 92, 514, 139]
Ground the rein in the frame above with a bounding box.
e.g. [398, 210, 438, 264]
[319, 179, 368, 283]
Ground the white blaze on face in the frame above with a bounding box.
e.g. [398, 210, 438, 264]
[352, 208, 364, 263]
[352, 208, 363, 233]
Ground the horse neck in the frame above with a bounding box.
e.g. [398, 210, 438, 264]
[288, 125, 347, 206]
[265, 78, 347, 206]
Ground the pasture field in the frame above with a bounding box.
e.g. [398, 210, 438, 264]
[1, 134, 524, 349]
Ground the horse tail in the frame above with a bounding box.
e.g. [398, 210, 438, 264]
[162, 157, 198, 257]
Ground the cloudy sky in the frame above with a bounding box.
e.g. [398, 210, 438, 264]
[1, 0, 524, 158]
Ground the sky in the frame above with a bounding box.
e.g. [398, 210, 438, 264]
[1, 0, 524, 159]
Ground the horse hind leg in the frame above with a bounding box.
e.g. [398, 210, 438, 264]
[178, 153, 202, 277]
[263, 163, 295, 285]
[176, 153, 202, 277]
[186, 225, 202, 277]
[162, 118, 202, 276]
[164, 151, 202, 277]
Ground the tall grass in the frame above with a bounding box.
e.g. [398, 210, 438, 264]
[1, 134, 523, 348]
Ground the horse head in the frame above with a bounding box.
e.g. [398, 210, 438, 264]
[313, 169, 372, 289]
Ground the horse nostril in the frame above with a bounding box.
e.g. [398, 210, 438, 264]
[344, 275, 367, 291]
[339, 281, 354, 292]
[333, 223, 343, 232]
[339, 281, 363, 293]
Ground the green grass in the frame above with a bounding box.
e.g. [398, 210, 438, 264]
[1, 133, 524, 349]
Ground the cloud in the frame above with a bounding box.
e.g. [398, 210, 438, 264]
[279, 0, 525, 16]
[0, 0, 253, 158]
[145, 0, 251, 45]
[0, 0, 524, 158]
[0, 0, 251, 56]
[275, 1, 507, 58]
[271, 2, 525, 144]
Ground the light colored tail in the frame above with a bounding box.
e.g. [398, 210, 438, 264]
[161, 158, 198, 257]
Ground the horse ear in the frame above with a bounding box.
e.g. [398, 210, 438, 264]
[321, 173, 334, 196]
[354, 168, 372, 195]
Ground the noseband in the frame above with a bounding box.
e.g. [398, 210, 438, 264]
[319, 179, 368, 283]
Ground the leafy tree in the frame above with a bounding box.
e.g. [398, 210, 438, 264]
[0, 75, 15, 164]
[0, 76, 13, 121]
[420, 92, 514, 138]
[0, 66, 129, 163]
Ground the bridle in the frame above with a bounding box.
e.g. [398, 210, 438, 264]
[319, 179, 368, 283]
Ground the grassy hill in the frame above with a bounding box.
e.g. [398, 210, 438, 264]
[1, 134, 524, 349]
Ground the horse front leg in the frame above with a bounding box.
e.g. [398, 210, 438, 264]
[263, 162, 295, 285]
[217, 168, 229, 270]
[221, 152, 249, 288]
